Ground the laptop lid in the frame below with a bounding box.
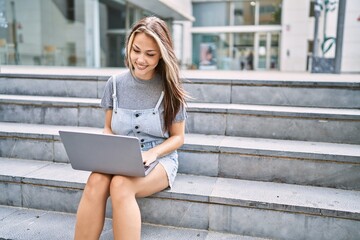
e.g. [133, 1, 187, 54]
[59, 131, 158, 177]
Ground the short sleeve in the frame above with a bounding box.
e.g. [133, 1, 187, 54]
[173, 103, 187, 123]
[100, 76, 114, 109]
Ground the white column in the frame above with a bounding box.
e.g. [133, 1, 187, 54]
[254, 32, 259, 70]
[85, 0, 100, 67]
[266, 32, 271, 69]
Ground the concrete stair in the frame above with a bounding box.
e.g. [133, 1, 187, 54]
[1, 95, 359, 144]
[1, 73, 360, 108]
[1, 158, 359, 240]
[1, 70, 360, 240]
[1, 206, 268, 240]
[0, 122, 359, 190]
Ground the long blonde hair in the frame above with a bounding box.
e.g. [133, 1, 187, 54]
[125, 16, 187, 131]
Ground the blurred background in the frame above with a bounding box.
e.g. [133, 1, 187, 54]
[0, 0, 358, 73]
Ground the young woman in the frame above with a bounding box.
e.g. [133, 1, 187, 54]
[74, 16, 187, 240]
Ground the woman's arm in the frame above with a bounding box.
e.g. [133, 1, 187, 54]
[103, 109, 114, 135]
[142, 120, 185, 166]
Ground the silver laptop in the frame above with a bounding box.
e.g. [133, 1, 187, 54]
[59, 131, 158, 177]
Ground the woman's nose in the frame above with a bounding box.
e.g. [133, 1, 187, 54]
[137, 54, 146, 63]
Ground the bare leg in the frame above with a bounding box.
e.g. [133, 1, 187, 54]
[110, 164, 169, 240]
[74, 172, 112, 240]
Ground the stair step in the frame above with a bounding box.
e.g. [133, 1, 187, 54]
[0, 94, 104, 128]
[1, 71, 360, 108]
[185, 77, 360, 108]
[1, 158, 359, 239]
[187, 103, 360, 144]
[1, 94, 359, 143]
[0, 122, 359, 190]
[0, 205, 266, 240]
[0, 73, 107, 98]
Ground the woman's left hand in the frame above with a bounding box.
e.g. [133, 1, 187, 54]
[142, 150, 159, 166]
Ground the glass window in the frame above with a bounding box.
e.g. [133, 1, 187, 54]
[257, 33, 267, 69]
[193, 33, 221, 69]
[194, 1, 282, 27]
[270, 33, 279, 69]
[108, 5, 126, 29]
[234, 33, 254, 70]
[309, 0, 315, 17]
[193, 32, 256, 71]
[259, 0, 282, 25]
[233, 1, 255, 25]
[0, 0, 86, 66]
[193, 2, 229, 27]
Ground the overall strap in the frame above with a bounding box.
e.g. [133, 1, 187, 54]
[154, 91, 164, 112]
[112, 76, 118, 114]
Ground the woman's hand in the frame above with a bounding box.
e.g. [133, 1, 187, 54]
[142, 149, 160, 166]
[103, 128, 113, 135]
[141, 121, 185, 166]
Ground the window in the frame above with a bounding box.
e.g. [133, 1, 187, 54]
[259, 0, 282, 25]
[233, 1, 255, 25]
[309, 1, 315, 17]
[193, 2, 229, 27]
[193, 0, 282, 26]
[66, 0, 75, 22]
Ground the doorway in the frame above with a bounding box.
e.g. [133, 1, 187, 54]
[255, 32, 280, 70]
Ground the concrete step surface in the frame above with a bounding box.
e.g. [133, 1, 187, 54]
[1, 157, 360, 239]
[1, 69, 360, 108]
[184, 78, 360, 108]
[2, 94, 360, 119]
[1, 94, 360, 143]
[0, 206, 268, 240]
[0, 122, 359, 190]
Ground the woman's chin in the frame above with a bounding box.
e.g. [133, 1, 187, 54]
[134, 68, 155, 80]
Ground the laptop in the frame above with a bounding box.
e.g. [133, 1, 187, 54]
[59, 131, 158, 177]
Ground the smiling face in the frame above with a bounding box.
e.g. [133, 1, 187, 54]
[130, 32, 161, 80]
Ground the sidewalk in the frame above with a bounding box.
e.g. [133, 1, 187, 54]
[1, 65, 359, 82]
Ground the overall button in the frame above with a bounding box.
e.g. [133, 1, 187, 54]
[140, 139, 145, 143]
[136, 131, 141, 134]
[141, 144, 144, 148]
[135, 125, 139, 129]
[135, 113, 140, 117]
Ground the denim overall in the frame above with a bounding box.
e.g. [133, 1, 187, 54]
[111, 78, 178, 187]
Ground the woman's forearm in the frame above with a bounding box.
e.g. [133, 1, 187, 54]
[149, 134, 184, 158]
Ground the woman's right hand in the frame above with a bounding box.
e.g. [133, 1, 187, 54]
[103, 127, 114, 135]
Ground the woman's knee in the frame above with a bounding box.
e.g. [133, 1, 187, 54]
[83, 173, 111, 199]
[110, 176, 134, 202]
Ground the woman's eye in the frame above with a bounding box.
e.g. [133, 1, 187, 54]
[133, 49, 140, 53]
[147, 54, 155, 57]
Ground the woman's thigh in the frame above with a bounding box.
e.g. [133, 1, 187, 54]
[111, 164, 169, 198]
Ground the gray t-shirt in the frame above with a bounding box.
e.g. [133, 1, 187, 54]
[100, 70, 187, 123]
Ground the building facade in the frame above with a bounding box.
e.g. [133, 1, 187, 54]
[0, 0, 193, 68]
[190, 0, 360, 73]
[0, 0, 359, 73]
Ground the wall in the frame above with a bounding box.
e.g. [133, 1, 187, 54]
[280, 0, 309, 72]
[342, 0, 360, 73]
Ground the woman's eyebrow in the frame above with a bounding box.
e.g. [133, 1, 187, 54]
[133, 44, 157, 53]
